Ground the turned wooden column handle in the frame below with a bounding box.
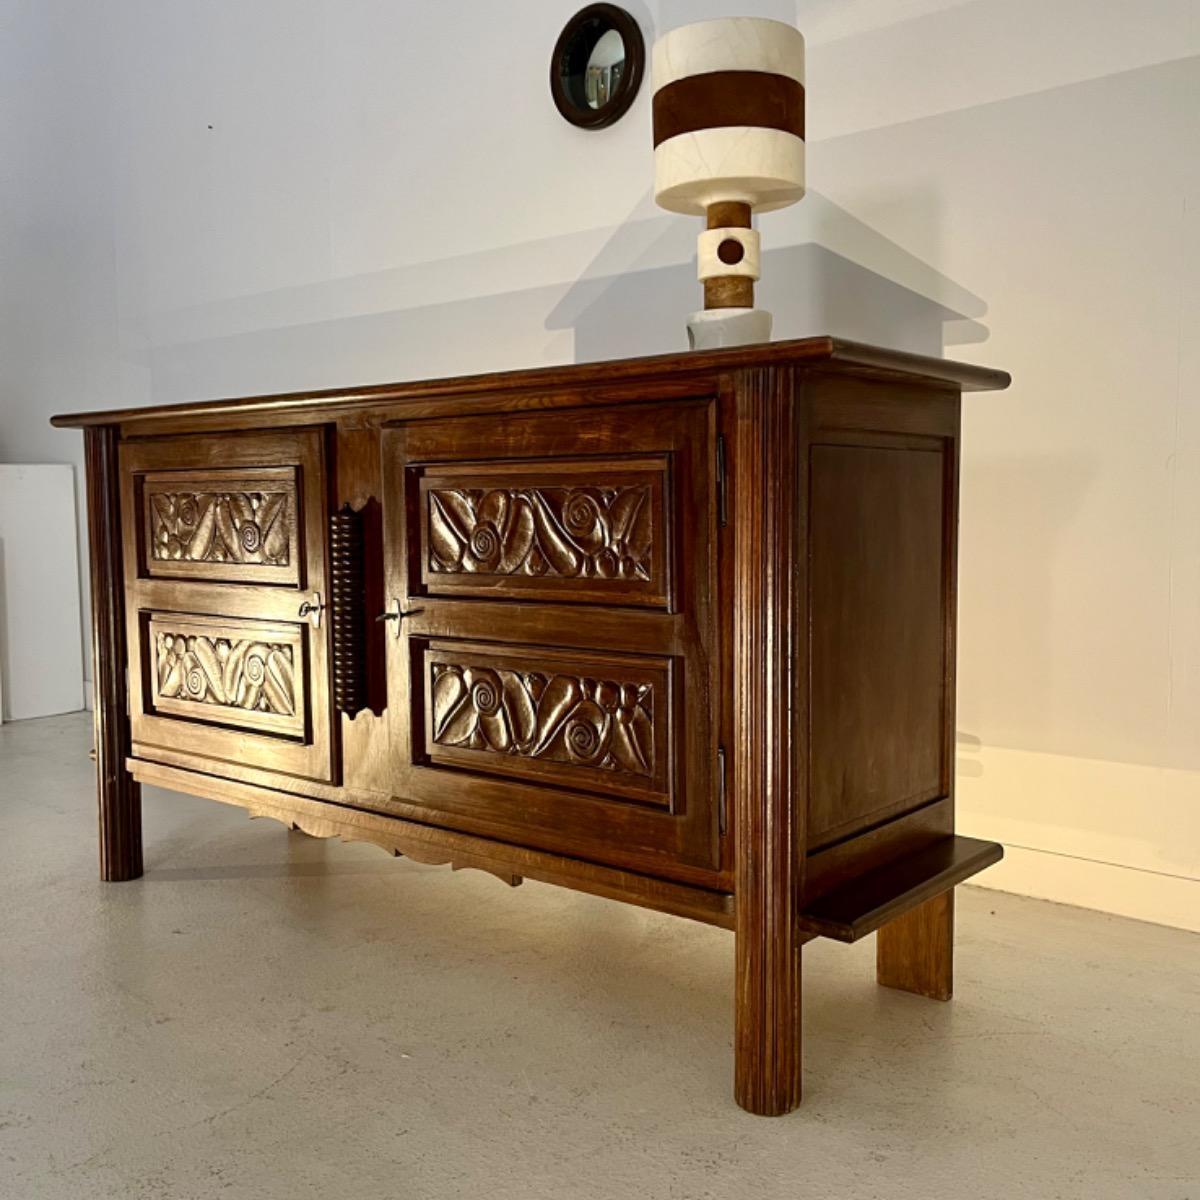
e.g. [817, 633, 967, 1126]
[329, 506, 367, 715]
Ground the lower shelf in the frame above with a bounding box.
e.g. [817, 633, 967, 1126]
[798, 835, 1004, 943]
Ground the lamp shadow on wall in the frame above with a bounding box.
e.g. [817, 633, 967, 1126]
[143, 195, 989, 406]
[549, 246, 974, 361]
[546, 191, 992, 363]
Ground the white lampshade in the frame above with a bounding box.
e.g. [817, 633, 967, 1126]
[651, 18, 806, 216]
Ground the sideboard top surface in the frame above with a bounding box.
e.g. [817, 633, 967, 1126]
[52, 336, 1010, 431]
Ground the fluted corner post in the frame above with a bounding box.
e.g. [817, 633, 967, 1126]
[83, 425, 143, 881]
[731, 367, 808, 1116]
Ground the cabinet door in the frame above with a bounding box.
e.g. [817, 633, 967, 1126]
[120, 429, 335, 782]
[382, 399, 721, 881]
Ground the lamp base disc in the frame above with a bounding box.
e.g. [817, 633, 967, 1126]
[686, 308, 773, 350]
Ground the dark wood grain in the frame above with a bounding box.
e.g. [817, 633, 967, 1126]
[50, 338, 1010, 432]
[416, 457, 669, 607]
[85, 426, 143, 881]
[877, 890, 956, 1000]
[731, 366, 808, 1117]
[382, 397, 723, 881]
[423, 640, 670, 806]
[704, 276, 755, 309]
[804, 797, 952, 901]
[60, 339, 1011, 1117]
[799, 371, 965, 943]
[332, 419, 391, 798]
[707, 201, 751, 230]
[329, 504, 368, 714]
[140, 466, 299, 585]
[808, 439, 948, 847]
[129, 759, 735, 929]
[118, 430, 336, 784]
[799, 835, 1002, 943]
[148, 612, 306, 738]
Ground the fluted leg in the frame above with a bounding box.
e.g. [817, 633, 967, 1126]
[732, 368, 806, 1115]
[84, 426, 143, 881]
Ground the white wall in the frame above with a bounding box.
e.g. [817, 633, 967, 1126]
[0, 465, 84, 720]
[1, 0, 1197, 929]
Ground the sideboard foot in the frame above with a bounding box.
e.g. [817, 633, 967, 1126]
[734, 930, 804, 1116]
[876, 889, 954, 1001]
[84, 424, 143, 882]
[98, 770, 143, 882]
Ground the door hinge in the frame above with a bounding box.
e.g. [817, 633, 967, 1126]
[717, 745, 728, 836]
[716, 434, 728, 527]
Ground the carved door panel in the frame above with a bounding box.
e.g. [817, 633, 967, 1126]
[120, 429, 335, 782]
[381, 399, 721, 882]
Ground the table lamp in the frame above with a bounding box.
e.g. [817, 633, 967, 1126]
[651, 17, 806, 349]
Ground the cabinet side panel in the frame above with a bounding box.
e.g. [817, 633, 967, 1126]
[807, 431, 952, 850]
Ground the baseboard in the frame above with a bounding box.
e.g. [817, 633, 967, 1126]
[957, 742, 1200, 933]
[965, 844, 1200, 933]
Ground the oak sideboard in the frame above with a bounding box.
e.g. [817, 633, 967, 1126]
[54, 336, 1009, 1116]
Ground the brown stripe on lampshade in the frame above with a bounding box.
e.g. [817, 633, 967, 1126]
[652, 70, 805, 148]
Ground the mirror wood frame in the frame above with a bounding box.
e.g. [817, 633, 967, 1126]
[550, 4, 646, 130]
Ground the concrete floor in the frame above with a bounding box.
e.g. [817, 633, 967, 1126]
[0, 713, 1197, 1200]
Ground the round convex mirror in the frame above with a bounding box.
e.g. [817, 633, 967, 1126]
[551, 4, 645, 129]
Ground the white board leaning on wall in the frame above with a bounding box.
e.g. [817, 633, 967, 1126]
[0, 465, 85, 721]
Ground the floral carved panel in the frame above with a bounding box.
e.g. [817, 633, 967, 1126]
[428, 486, 652, 580]
[148, 615, 306, 739]
[141, 468, 300, 584]
[424, 644, 672, 807]
[416, 460, 670, 607]
[150, 491, 292, 565]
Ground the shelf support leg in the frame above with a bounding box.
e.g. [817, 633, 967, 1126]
[877, 889, 954, 1000]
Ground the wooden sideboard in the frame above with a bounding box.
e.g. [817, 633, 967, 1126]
[55, 337, 1009, 1116]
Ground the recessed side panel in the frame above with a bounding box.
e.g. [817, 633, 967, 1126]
[147, 612, 307, 741]
[419, 639, 673, 808]
[415, 457, 671, 608]
[141, 467, 301, 585]
[808, 441, 948, 849]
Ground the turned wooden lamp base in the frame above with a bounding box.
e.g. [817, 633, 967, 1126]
[687, 201, 774, 350]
